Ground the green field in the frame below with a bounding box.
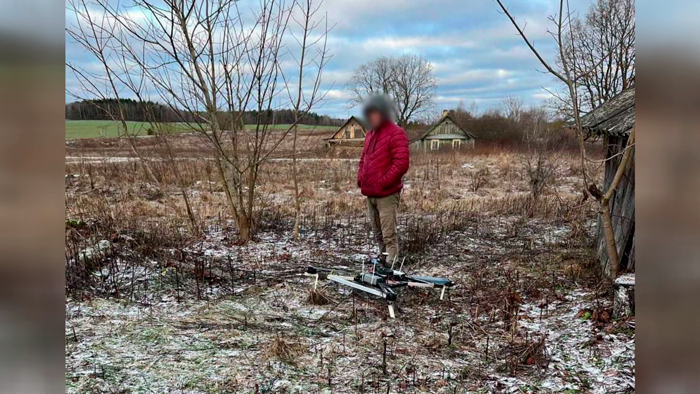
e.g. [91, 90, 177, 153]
[66, 120, 335, 139]
[65, 120, 197, 139]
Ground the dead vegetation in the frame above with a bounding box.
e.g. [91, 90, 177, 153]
[65, 139, 634, 393]
[499, 334, 550, 375]
[266, 333, 305, 364]
[307, 288, 333, 305]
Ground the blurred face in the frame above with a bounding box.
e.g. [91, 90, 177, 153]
[367, 110, 383, 129]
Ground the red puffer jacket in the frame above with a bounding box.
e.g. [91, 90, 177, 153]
[357, 121, 410, 197]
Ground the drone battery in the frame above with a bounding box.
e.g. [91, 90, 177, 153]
[360, 273, 383, 286]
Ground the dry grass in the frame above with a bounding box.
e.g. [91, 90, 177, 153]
[64, 136, 637, 394]
[501, 335, 550, 375]
[307, 288, 332, 305]
[65, 140, 602, 298]
[265, 333, 304, 364]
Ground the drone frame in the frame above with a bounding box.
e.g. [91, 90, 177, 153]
[305, 259, 454, 318]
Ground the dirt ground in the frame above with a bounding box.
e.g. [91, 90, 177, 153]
[65, 133, 634, 393]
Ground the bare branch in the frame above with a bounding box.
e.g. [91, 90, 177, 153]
[495, 0, 567, 83]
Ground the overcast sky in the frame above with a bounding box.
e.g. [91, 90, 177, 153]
[65, 0, 593, 119]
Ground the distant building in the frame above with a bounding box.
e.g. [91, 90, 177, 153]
[326, 116, 367, 148]
[580, 87, 635, 277]
[412, 110, 476, 150]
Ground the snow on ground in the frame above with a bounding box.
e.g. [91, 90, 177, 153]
[66, 217, 634, 394]
[494, 291, 635, 393]
[66, 282, 634, 394]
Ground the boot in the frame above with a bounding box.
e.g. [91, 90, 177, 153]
[373, 263, 394, 276]
[368, 254, 392, 275]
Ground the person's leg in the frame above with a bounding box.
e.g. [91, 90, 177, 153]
[376, 192, 400, 265]
[366, 197, 385, 257]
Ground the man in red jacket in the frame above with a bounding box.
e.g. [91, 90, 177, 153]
[357, 95, 410, 272]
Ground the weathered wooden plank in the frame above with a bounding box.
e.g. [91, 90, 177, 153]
[596, 135, 635, 277]
[580, 87, 635, 137]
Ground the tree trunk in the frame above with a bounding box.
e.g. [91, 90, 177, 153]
[214, 157, 248, 242]
[180, 188, 198, 235]
[238, 216, 251, 242]
[292, 128, 301, 240]
[600, 201, 619, 277]
[613, 273, 635, 318]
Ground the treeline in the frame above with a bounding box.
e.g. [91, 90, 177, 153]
[66, 99, 344, 126]
[66, 99, 199, 123]
[246, 109, 343, 126]
[453, 107, 579, 150]
[406, 103, 580, 150]
[453, 108, 576, 149]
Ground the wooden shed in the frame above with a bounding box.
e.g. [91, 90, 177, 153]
[580, 87, 635, 277]
[413, 110, 476, 150]
[326, 116, 367, 147]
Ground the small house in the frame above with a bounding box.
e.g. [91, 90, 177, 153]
[580, 87, 635, 278]
[327, 116, 367, 147]
[412, 110, 476, 150]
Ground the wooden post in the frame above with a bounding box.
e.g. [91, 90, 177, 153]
[382, 337, 387, 375]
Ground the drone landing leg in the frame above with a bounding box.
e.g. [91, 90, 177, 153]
[388, 303, 395, 319]
[440, 286, 446, 301]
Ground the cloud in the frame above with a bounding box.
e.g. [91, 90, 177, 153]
[360, 35, 478, 52]
[324, 89, 352, 100]
[66, 0, 593, 118]
[436, 68, 514, 86]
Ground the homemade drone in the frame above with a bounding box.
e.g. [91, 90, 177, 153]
[305, 257, 454, 318]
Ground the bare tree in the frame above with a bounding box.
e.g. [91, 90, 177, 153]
[287, 0, 332, 240]
[563, 0, 635, 111]
[66, 0, 203, 234]
[496, 0, 636, 277]
[347, 55, 436, 127]
[349, 57, 395, 97]
[520, 108, 562, 200]
[501, 96, 524, 123]
[65, 2, 160, 186]
[67, 0, 330, 242]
